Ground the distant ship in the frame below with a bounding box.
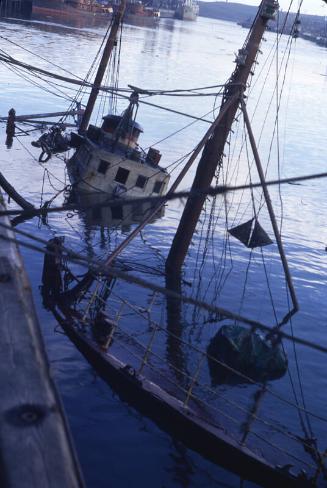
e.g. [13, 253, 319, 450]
[0, 0, 160, 27]
[32, 0, 113, 21]
[156, 0, 198, 21]
[174, 0, 198, 21]
[0, 0, 197, 23]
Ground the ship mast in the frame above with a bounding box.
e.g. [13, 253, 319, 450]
[166, 0, 299, 316]
[79, 0, 127, 134]
[101, 1, 278, 269]
[166, 0, 279, 272]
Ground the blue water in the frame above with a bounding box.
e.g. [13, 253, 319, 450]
[1, 13, 327, 487]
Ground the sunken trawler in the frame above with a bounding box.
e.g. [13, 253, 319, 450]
[66, 93, 170, 198]
[32, 0, 326, 486]
[1, 0, 326, 485]
[30, 0, 169, 200]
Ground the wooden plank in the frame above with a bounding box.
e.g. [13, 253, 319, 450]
[19, 120, 77, 127]
[0, 191, 84, 488]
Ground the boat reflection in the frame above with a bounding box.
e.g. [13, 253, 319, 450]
[70, 191, 165, 230]
[0, 16, 101, 37]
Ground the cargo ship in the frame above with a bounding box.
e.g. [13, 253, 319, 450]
[0, 0, 160, 27]
[32, 0, 160, 26]
[0, 0, 33, 19]
[174, 0, 198, 21]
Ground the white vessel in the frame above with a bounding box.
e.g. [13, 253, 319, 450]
[175, 0, 198, 21]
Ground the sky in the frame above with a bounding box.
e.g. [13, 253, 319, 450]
[228, 1, 327, 16]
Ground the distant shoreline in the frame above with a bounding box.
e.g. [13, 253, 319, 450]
[198, 1, 327, 49]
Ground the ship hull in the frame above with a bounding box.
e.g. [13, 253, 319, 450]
[51, 303, 309, 488]
[159, 8, 175, 18]
[174, 4, 198, 21]
[32, 0, 159, 28]
[0, 0, 33, 19]
[32, 4, 111, 23]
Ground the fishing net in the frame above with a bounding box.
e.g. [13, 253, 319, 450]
[207, 324, 288, 385]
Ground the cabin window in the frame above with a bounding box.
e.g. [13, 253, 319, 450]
[98, 160, 110, 175]
[92, 206, 102, 220]
[102, 116, 120, 134]
[153, 180, 164, 194]
[135, 175, 148, 189]
[111, 205, 123, 220]
[115, 167, 130, 185]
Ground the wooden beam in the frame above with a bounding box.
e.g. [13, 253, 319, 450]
[240, 99, 299, 315]
[0, 191, 84, 488]
[0, 110, 83, 121]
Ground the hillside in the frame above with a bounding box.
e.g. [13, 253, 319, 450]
[199, 1, 257, 23]
[198, 1, 327, 45]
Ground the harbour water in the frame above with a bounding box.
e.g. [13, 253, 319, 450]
[1, 13, 327, 487]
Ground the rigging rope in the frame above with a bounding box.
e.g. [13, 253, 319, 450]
[67, 279, 327, 462]
[0, 222, 327, 357]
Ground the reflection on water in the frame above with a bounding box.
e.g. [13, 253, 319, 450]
[0, 16, 100, 37]
[69, 191, 165, 231]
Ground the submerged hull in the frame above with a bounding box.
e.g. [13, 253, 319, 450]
[53, 304, 309, 488]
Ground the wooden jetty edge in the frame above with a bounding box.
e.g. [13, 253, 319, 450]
[0, 191, 84, 488]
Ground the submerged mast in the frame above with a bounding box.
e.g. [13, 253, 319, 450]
[79, 0, 127, 134]
[166, 0, 279, 273]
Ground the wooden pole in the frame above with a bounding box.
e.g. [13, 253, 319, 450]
[0, 110, 84, 121]
[240, 99, 299, 313]
[166, 0, 279, 274]
[78, 0, 126, 134]
[5, 108, 15, 149]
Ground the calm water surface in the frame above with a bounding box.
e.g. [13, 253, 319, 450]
[1, 14, 327, 487]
